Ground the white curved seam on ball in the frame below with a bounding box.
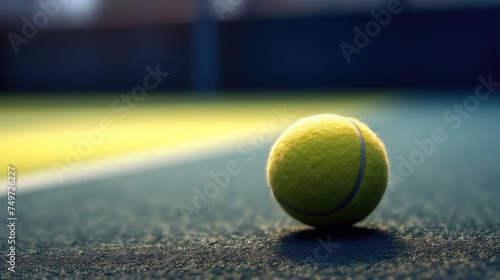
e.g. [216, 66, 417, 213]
[273, 118, 367, 217]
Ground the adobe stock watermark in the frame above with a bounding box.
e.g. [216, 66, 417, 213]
[304, 235, 341, 262]
[178, 107, 296, 224]
[6, 165, 18, 273]
[213, 0, 245, 21]
[339, 0, 408, 64]
[52, 65, 170, 181]
[388, 74, 499, 190]
[7, 0, 71, 54]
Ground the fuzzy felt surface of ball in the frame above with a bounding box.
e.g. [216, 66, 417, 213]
[266, 114, 389, 227]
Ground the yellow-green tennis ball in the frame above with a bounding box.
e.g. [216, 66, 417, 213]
[266, 114, 389, 227]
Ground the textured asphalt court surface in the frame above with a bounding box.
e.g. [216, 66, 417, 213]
[1, 96, 499, 279]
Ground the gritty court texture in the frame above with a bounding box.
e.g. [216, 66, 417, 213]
[0, 93, 499, 279]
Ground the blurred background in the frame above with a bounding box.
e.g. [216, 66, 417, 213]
[0, 2, 500, 278]
[1, 0, 500, 186]
[1, 0, 499, 92]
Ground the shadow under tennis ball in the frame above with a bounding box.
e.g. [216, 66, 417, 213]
[277, 226, 405, 265]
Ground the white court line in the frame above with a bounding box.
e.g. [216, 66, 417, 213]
[0, 130, 258, 196]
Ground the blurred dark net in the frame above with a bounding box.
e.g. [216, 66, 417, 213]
[0, 0, 499, 93]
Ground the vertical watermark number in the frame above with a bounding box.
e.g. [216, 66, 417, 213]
[6, 166, 17, 273]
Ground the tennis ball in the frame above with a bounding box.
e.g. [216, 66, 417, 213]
[266, 114, 389, 227]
